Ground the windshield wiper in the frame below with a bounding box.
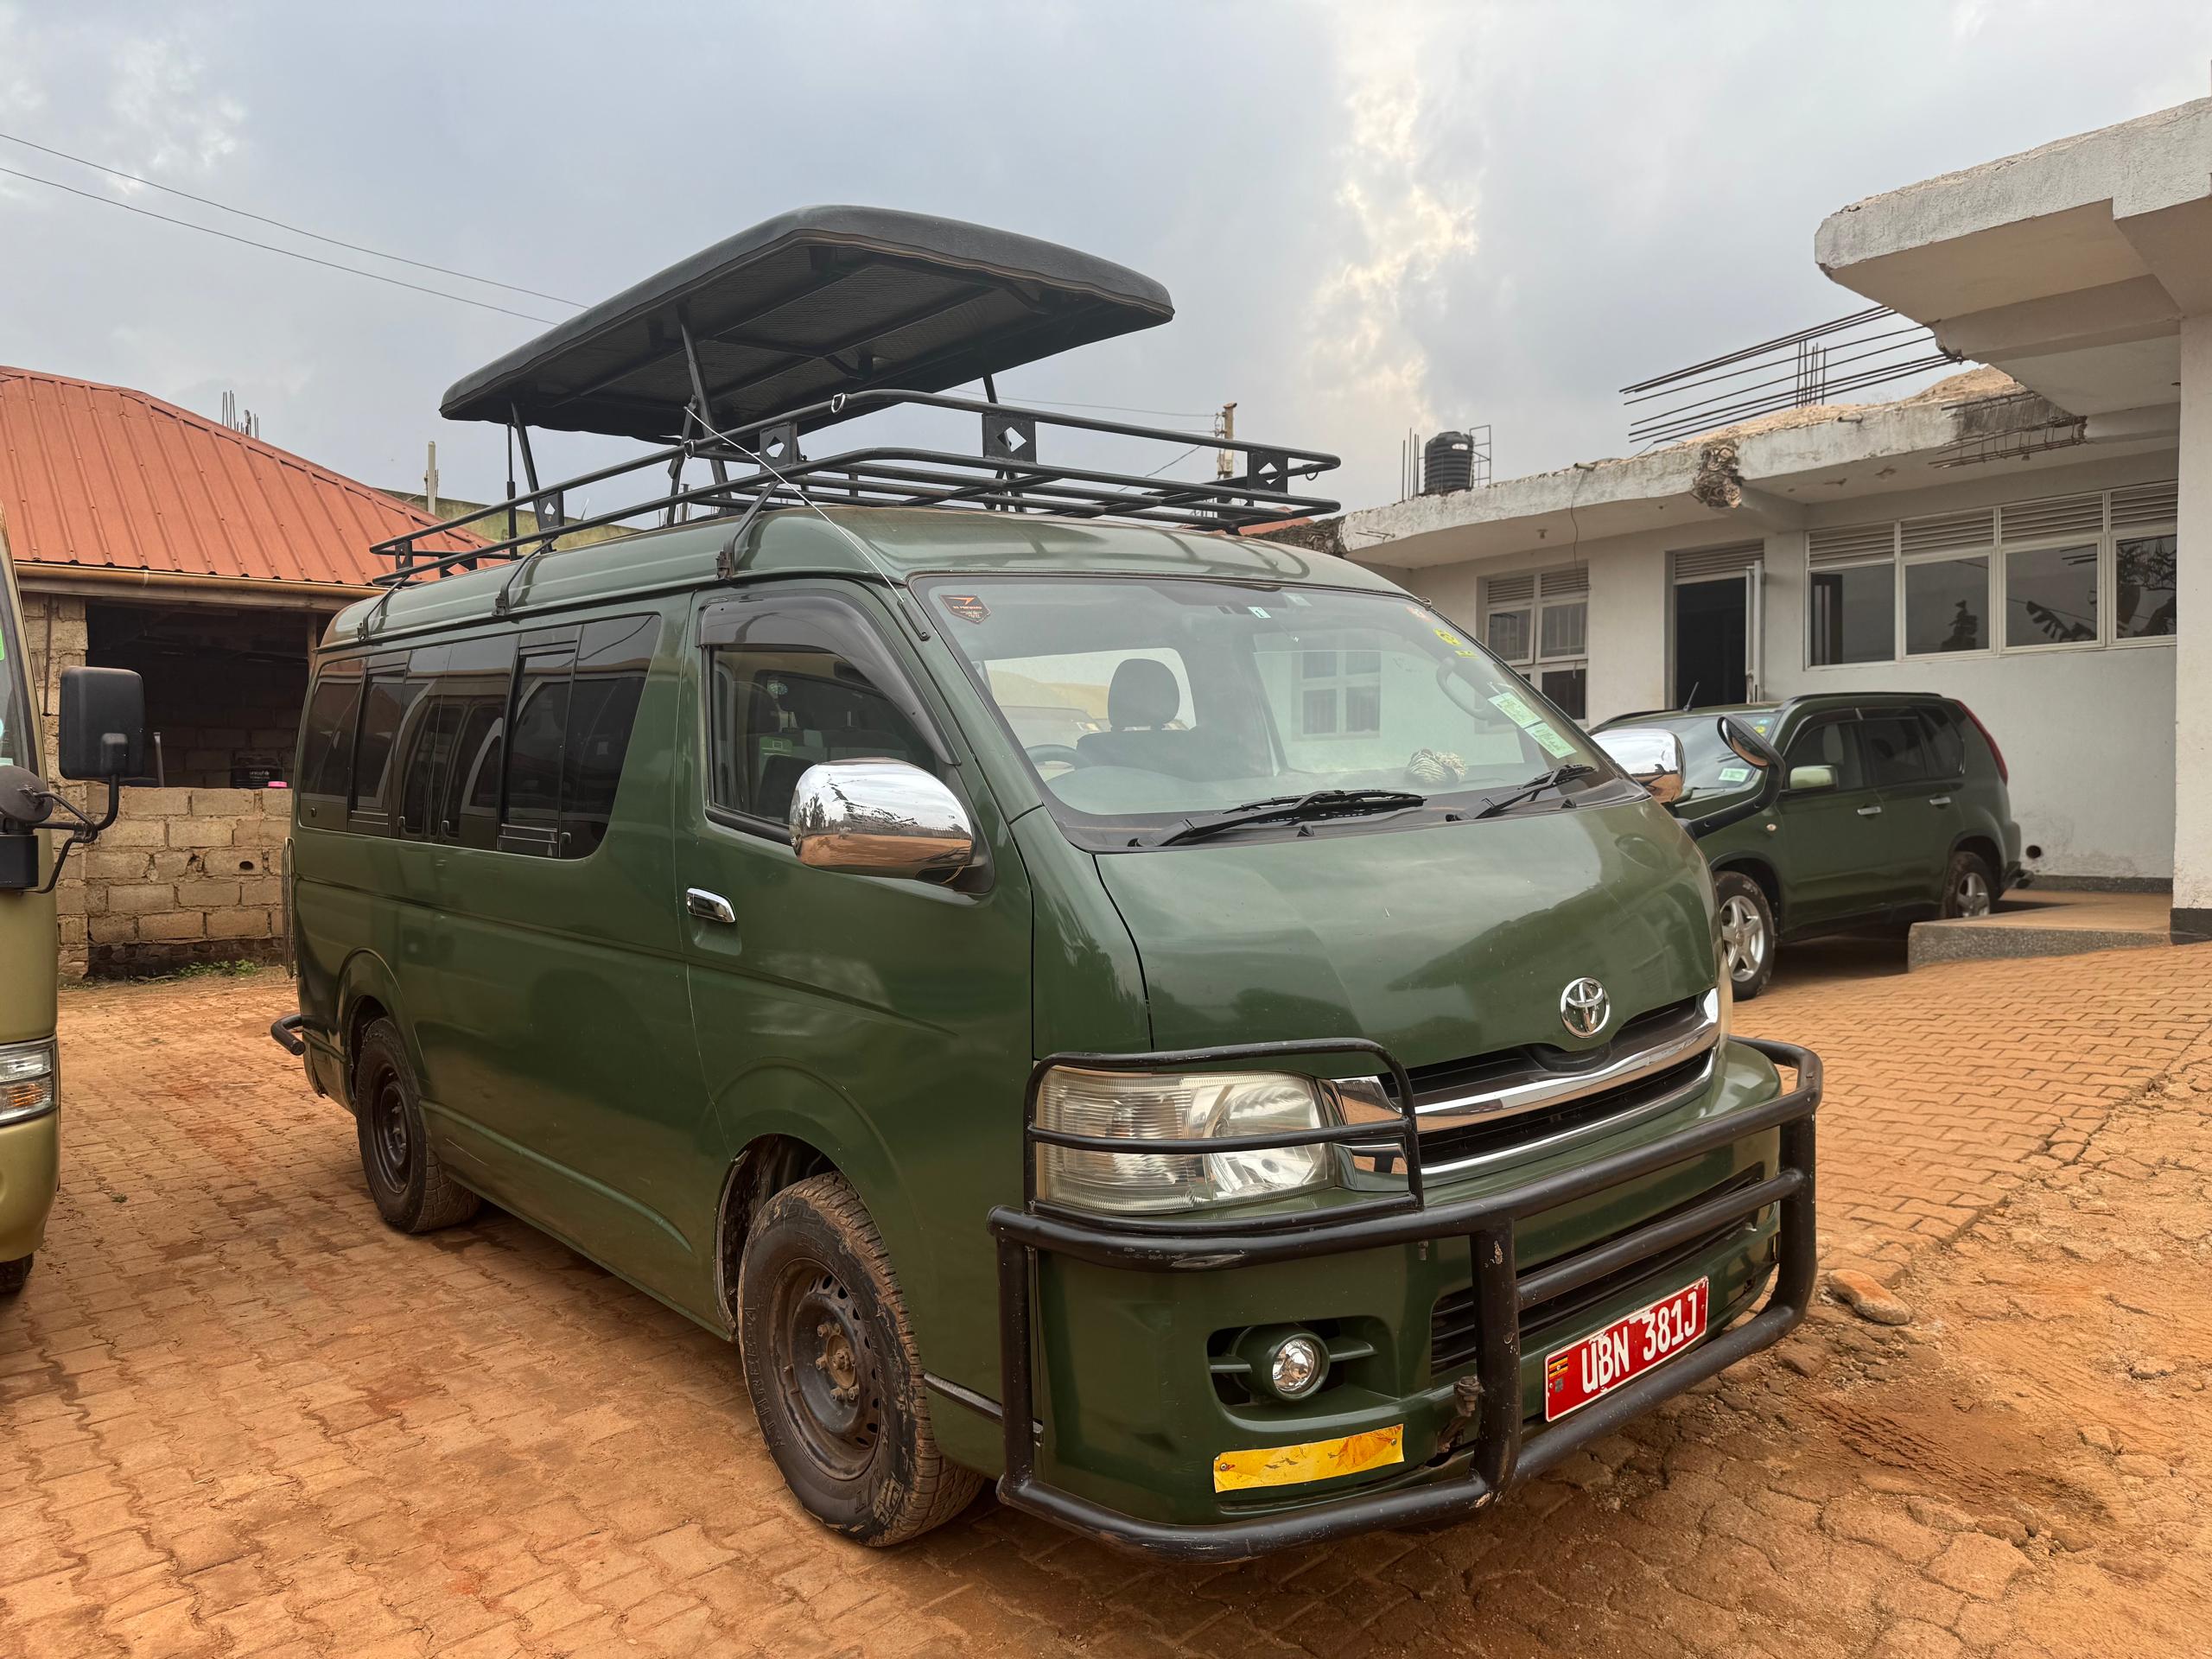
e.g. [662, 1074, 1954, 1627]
[1468, 764, 1598, 821]
[1159, 788, 1427, 847]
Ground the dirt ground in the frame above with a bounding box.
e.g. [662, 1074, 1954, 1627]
[3, 944, 2210, 1657]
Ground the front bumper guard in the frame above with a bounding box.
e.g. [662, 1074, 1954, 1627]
[985, 1033, 1820, 1562]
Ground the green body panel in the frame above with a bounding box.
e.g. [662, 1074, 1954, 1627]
[0, 1110, 59, 1262]
[1094, 798, 1713, 1061]
[0, 543, 58, 1265]
[1616, 696, 2021, 940]
[293, 507, 1801, 1528]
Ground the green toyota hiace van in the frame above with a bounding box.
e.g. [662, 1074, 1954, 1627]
[276, 210, 1819, 1560]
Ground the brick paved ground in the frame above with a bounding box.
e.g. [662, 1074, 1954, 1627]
[3, 945, 2209, 1657]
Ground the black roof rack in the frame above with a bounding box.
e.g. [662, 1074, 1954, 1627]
[374, 209, 1339, 588]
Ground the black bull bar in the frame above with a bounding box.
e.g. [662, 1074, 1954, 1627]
[985, 1034, 1820, 1562]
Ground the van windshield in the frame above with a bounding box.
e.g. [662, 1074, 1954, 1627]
[921, 575, 1611, 842]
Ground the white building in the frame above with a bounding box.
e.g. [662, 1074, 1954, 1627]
[1331, 96, 2209, 937]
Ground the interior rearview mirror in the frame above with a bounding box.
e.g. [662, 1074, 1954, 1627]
[1787, 764, 1837, 793]
[788, 759, 976, 882]
[1592, 727, 1686, 807]
[57, 666, 147, 781]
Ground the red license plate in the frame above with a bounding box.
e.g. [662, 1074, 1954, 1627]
[1543, 1277, 1709, 1422]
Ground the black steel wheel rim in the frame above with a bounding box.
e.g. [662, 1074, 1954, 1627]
[366, 1071, 412, 1193]
[769, 1257, 881, 1481]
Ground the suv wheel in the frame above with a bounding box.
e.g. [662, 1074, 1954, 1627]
[739, 1173, 982, 1547]
[1942, 850, 1996, 919]
[1714, 872, 1777, 1001]
[353, 1019, 482, 1234]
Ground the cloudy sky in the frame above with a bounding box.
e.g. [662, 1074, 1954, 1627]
[1, 1, 2207, 518]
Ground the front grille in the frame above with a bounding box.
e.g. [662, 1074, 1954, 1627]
[1428, 1168, 1770, 1373]
[1414, 1052, 1709, 1168]
[1398, 995, 1701, 1105]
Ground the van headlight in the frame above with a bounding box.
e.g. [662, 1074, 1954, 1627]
[0, 1039, 56, 1127]
[1033, 1067, 1344, 1214]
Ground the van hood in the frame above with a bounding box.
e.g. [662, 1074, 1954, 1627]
[1092, 799, 1718, 1067]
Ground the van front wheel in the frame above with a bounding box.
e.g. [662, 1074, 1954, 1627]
[353, 1020, 481, 1235]
[739, 1173, 982, 1547]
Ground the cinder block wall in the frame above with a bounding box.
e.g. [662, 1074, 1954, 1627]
[21, 588, 294, 977]
[79, 787, 290, 975]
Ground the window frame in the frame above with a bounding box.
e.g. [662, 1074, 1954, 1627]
[1804, 486, 2177, 671]
[695, 585, 955, 846]
[1483, 571, 1588, 711]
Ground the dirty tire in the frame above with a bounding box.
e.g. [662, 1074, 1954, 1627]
[1714, 870, 1777, 1001]
[739, 1173, 983, 1547]
[353, 1019, 481, 1235]
[1941, 849, 1997, 919]
[0, 1255, 29, 1296]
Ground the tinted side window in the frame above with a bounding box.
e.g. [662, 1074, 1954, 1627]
[353, 671, 425, 816]
[1920, 707, 1964, 778]
[398, 699, 461, 841]
[501, 646, 572, 855]
[703, 599, 938, 826]
[440, 633, 516, 849]
[563, 615, 657, 856]
[1859, 713, 1932, 787]
[1783, 717, 1863, 790]
[297, 664, 361, 804]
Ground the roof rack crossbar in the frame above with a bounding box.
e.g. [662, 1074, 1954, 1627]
[373, 388, 1339, 588]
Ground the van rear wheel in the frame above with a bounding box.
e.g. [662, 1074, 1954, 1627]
[739, 1173, 982, 1547]
[353, 1019, 481, 1234]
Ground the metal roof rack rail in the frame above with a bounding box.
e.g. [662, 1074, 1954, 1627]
[372, 207, 1340, 588]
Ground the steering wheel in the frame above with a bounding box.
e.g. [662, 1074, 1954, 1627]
[1026, 744, 1086, 769]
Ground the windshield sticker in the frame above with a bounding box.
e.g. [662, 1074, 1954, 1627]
[1454, 648, 1479, 658]
[1247, 606, 1270, 618]
[942, 594, 991, 623]
[1433, 627, 1464, 646]
[1719, 766, 1751, 784]
[1488, 690, 1580, 759]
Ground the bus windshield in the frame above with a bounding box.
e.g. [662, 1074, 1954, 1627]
[0, 570, 31, 774]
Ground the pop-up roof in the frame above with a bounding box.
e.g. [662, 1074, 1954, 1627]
[440, 206, 1175, 442]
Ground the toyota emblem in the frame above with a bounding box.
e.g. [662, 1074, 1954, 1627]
[1560, 977, 1610, 1038]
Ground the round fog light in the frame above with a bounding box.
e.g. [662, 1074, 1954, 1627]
[1268, 1333, 1328, 1400]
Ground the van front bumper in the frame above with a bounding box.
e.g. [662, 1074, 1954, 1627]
[0, 1106, 60, 1264]
[986, 1034, 1820, 1562]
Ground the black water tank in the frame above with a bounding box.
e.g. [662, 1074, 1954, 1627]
[1423, 430, 1473, 494]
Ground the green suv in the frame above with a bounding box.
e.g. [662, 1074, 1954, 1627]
[1594, 696, 2022, 998]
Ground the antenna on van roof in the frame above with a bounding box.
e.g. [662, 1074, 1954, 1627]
[368, 208, 1341, 590]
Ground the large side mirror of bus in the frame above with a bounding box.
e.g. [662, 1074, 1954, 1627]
[788, 759, 976, 882]
[57, 667, 146, 780]
[1592, 728, 1686, 807]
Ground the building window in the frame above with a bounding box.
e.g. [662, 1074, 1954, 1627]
[1808, 563, 1894, 665]
[2116, 534, 2177, 639]
[1807, 483, 2177, 666]
[1904, 556, 1987, 655]
[1484, 569, 1587, 719]
[2003, 543, 2098, 648]
[1296, 647, 1382, 738]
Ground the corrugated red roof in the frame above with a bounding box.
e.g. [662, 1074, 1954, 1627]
[0, 365, 480, 590]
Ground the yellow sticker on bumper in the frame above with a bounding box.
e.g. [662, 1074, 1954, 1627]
[1211, 1425, 1405, 1492]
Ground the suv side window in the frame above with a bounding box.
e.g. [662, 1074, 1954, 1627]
[1919, 706, 1965, 778]
[701, 593, 942, 830]
[1783, 715, 1863, 790]
[1858, 711, 1933, 788]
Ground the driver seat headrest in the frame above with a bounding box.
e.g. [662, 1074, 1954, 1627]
[1107, 657, 1181, 730]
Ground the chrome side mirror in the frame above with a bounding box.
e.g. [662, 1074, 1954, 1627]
[1593, 728, 1686, 807]
[1787, 764, 1838, 793]
[788, 759, 976, 881]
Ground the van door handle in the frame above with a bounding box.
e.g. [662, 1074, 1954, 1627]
[685, 888, 736, 925]
[1927, 794, 1952, 807]
[1855, 804, 1883, 817]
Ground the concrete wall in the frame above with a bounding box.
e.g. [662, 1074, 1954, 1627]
[1384, 447, 2183, 881]
[2176, 315, 2212, 931]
